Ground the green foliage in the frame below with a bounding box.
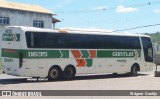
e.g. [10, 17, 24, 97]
[157, 51, 160, 55]
[144, 32, 160, 44]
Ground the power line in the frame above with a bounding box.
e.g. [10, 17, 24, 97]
[55, 1, 160, 14]
[127, 0, 160, 8]
[60, 24, 160, 33]
[55, 10, 102, 14]
[113, 24, 160, 32]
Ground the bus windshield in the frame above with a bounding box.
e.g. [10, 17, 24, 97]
[141, 37, 153, 62]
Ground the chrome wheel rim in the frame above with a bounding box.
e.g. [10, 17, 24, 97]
[50, 69, 58, 79]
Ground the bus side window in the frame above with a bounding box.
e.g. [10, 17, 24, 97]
[31, 33, 34, 47]
[25, 32, 32, 48]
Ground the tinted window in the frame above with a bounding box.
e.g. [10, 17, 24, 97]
[25, 32, 141, 49]
[94, 35, 141, 49]
[33, 20, 44, 28]
[26, 32, 61, 48]
[142, 37, 153, 62]
[65, 34, 97, 49]
[0, 17, 9, 25]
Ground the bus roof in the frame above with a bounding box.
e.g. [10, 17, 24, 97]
[5, 26, 150, 38]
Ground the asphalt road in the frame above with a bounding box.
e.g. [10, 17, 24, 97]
[0, 66, 160, 99]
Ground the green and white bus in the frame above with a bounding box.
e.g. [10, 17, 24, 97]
[1, 26, 154, 80]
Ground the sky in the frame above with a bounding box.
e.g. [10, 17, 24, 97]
[7, 0, 160, 33]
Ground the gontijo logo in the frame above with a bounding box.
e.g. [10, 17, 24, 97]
[2, 33, 20, 41]
[112, 52, 134, 57]
[112, 50, 139, 58]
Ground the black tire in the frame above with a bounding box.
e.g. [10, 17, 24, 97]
[113, 73, 118, 75]
[62, 66, 76, 80]
[48, 66, 61, 81]
[113, 73, 118, 77]
[131, 65, 138, 76]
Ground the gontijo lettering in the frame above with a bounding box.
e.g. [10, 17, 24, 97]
[112, 52, 134, 57]
[2, 33, 20, 41]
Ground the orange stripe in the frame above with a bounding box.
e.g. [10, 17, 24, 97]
[71, 50, 81, 58]
[76, 59, 86, 67]
[3, 50, 16, 53]
[89, 50, 96, 58]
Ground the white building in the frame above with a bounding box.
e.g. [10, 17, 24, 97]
[0, 1, 60, 73]
[0, 0, 60, 29]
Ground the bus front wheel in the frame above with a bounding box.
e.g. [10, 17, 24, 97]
[48, 66, 61, 81]
[62, 66, 76, 80]
[131, 65, 138, 76]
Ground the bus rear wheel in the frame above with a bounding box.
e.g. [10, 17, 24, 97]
[131, 65, 138, 76]
[48, 66, 61, 81]
[62, 66, 76, 80]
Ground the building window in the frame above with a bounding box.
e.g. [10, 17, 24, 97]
[33, 20, 44, 28]
[0, 17, 9, 25]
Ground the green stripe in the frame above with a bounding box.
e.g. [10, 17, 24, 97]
[2, 49, 69, 58]
[2, 49, 141, 59]
[2, 49, 19, 58]
[97, 50, 141, 58]
[61, 50, 69, 58]
[27, 50, 61, 58]
[86, 59, 92, 67]
[81, 50, 89, 58]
